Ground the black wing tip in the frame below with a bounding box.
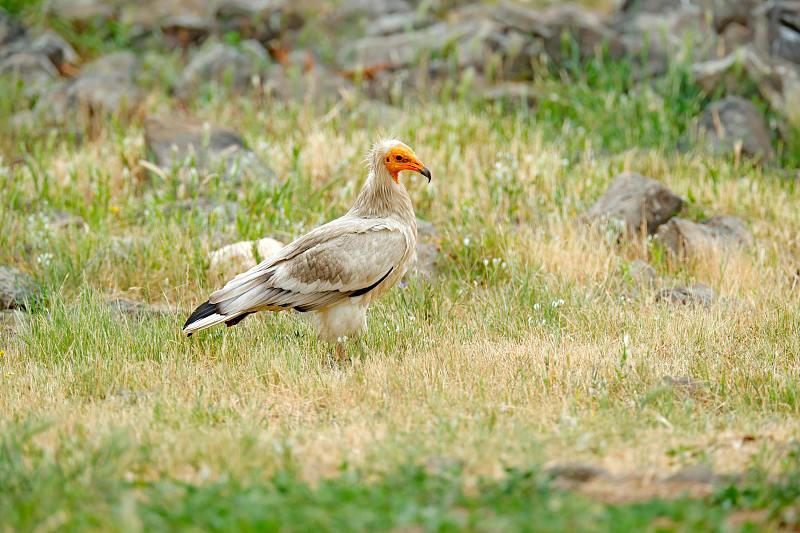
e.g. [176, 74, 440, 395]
[349, 267, 394, 297]
[183, 300, 217, 329]
[225, 312, 253, 327]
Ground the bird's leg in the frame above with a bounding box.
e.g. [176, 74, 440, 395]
[334, 341, 347, 362]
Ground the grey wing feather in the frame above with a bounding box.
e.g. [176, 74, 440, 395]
[209, 217, 408, 315]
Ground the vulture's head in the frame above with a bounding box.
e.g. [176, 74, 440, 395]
[371, 139, 431, 184]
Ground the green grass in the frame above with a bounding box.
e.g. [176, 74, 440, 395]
[3, 2, 800, 530]
[2, 422, 799, 532]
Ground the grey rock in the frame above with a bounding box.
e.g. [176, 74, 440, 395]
[483, 28, 544, 79]
[0, 266, 36, 310]
[81, 51, 139, 79]
[28, 31, 78, 68]
[628, 259, 658, 286]
[615, 2, 714, 76]
[109, 235, 146, 258]
[177, 41, 269, 97]
[160, 14, 212, 48]
[47, 76, 142, 115]
[0, 52, 58, 93]
[0, 9, 26, 46]
[144, 115, 271, 181]
[481, 82, 537, 107]
[365, 12, 432, 37]
[329, 0, 412, 25]
[36, 51, 142, 119]
[412, 218, 440, 278]
[0, 309, 24, 334]
[40, 210, 88, 231]
[720, 22, 753, 53]
[50, 0, 117, 28]
[2, 30, 78, 70]
[698, 96, 774, 161]
[586, 172, 684, 236]
[657, 283, 716, 306]
[117, 0, 211, 36]
[546, 462, 608, 482]
[664, 464, 717, 484]
[338, 18, 497, 73]
[266, 61, 352, 103]
[487, 1, 552, 36]
[107, 298, 150, 316]
[662, 375, 708, 395]
[758, 1, 800, 65]
[107, 297, 169, 318]
[655, 216, 752, 258]
[535, 3, 626, 62]
[618, 0, 684, 14]
[215, 0, 301, 43]
[164, 198, 240, 224]
[691, 47, 800, 127]
[108, 388, 148, 403]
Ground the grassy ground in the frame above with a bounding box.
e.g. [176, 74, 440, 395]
[2, 5, 800, 529]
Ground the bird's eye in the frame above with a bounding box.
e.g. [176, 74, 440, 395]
[395, 155, 403, 161]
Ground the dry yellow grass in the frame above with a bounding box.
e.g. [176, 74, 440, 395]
[2, 94, 799, 495]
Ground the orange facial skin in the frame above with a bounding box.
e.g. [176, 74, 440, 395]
[384, 145, 432, 183]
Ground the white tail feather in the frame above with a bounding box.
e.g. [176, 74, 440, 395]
[183, 312, 238, 335]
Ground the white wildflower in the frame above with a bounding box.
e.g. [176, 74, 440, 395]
[36, 253, 54, 267]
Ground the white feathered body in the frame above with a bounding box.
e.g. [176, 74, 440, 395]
[183, 139, 420, 341]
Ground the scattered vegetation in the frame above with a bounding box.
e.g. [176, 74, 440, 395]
[2, 0, 800, 530]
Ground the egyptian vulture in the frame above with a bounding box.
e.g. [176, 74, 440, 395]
[183, 139, 431, 344]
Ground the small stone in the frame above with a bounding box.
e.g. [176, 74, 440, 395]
[657, 284, 716, 306]
[107, 297, 168, 318]
[691, 47, 800, 127]
[586, 172, 684, 237]
[698, 96, 774, 162]
[536, 4, 626, 62]
[655, 216, 752, 259]
[50, 0, 117, 29]
[664, 464, 717, 484]
[266, 62, 352, 103]
[110, 235, 146, 257]
[0, 309, 24, 334]
[0, 52, 58, 95]
[0, 266, 36, 310]
[215, 0, 300, 43]
[0, 9, 26, 46]
[662, 375, 708, 395]
[208, 237, 284, 279]
[481, 82, 537, 107]
[144, 115, 271, 181]
[41, 210, 88, 231]
[365, 12, 432, 37]
[26, 31, 78, 68]
[628, 259, 657, 286]
[411, 218, 440, 278]
[108, 388, 147, 403]
[329, 0, 412, 25]
[757, 1, 800, 65]
[81, 51, 139, 79]
[107, 298, 149, 316]
[166, 198, 240, 223]
[176, 41, 270, 98]
[338, 19, 496, 74]
[546, 462, 608, 483]
[35, 51, 142, 119]
[160, 14, 212, 48]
